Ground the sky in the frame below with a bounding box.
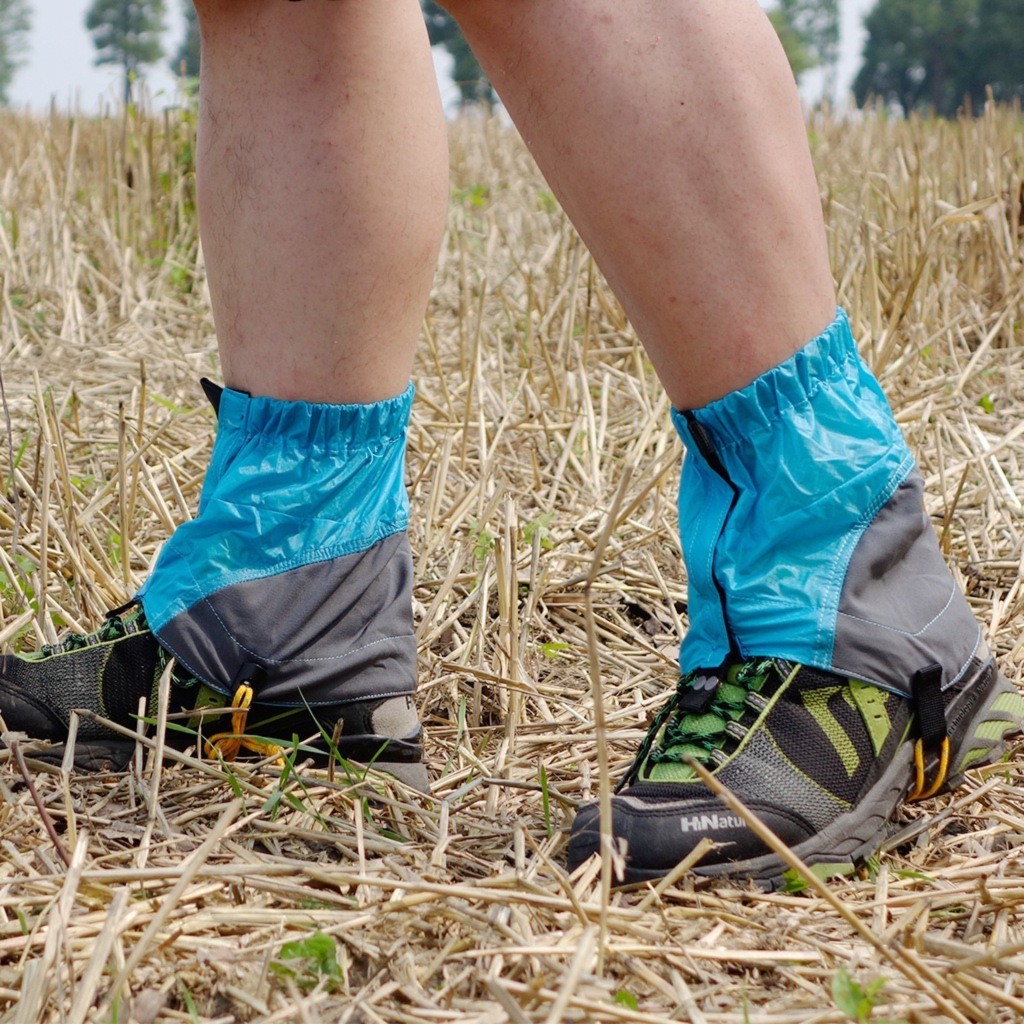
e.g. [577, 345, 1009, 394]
[10, 0, 875, 114]
[10, 0, 188, 112]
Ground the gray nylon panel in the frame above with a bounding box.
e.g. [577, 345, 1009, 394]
[154, 532, 416, 705]
[831, 471, 981, 696]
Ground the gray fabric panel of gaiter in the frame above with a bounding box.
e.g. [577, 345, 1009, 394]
[155, 531, 417, 707]
[831, 470, 982, 695]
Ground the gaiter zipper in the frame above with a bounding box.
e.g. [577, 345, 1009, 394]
[683, 411, 741, 658]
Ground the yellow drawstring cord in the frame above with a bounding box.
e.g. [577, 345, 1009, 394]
[204, 683, 286, 766]
[908, 735, 950, 802]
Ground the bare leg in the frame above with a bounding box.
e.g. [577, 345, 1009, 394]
[194, 0, 448, 403]
[445, 0, 835, 409]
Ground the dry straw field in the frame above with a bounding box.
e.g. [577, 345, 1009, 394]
[0, 99, 1023, 1023]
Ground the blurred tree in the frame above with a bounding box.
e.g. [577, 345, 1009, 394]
[854, 0, 982, 115]
[0, 0, 31, 106]
[775, 0, 840, 97]
[420, 2, 495, 109]
[172, 0, 200, 81]
[971, 0, 1024, 104]
[85, 0, 167, 103]
[768, 8, 816, 79]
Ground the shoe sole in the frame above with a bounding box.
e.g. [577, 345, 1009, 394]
[590, 670, 1024, 890]
[28, 739, 432, 793]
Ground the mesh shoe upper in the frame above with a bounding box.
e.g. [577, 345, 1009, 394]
[0, 609, 187, 747]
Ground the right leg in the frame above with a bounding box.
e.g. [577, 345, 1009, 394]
[443, 0, 1024, 883]
[0, 1, 448, 781]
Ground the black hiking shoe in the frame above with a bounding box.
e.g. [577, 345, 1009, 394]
[566, 653, 1024, 888]
[0, 605, 427, 784]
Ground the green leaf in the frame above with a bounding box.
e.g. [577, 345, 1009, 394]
[614, 990, 639, 1011]
[523, 512, 555, 550]
[538, 641, 570, 659]
[539, 763, 552, 838]
[177, 983, 199, 1024]
[832, 967, 886, 1023]
[271, 930, 343, 992]
[978, 393, 995, 414]
[471, 521, 494, 565]
[866, 977, 887, 1000]
[779, 868, 809, 893]
[832, 968, 862, 1020]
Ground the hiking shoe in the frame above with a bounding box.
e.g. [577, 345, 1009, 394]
[566, 652, 1024, 887]
[567, 310, 1024, 886]
[0, 605, 193, 770]
[0, 380, 430, 787]
[0, 604, 426, 784]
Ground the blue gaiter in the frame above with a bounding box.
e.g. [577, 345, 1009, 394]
[137, 382, 417, 708]
[673, 309, 983, 698]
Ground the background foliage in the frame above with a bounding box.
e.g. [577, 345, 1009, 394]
[0, 0, 30, 106]
[856, 0, 1024, 114]
[85, 0, 166, 103]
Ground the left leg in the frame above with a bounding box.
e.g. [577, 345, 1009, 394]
[0, 0, 448, 782]
[442, 0, 1024, 885]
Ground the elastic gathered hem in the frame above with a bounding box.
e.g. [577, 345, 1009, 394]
[216, 381, 415, 452]
[671, 309, 860, 446]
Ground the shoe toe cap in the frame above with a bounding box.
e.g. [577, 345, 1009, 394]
[567, 788, 817, 881]
[0, 661, 66, 738]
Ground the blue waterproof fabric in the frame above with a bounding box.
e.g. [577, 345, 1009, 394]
[138, 384, 413, 634]
[672, 309, 914, 676]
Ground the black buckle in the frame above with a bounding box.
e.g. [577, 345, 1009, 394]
[229, 661, 266, 693]
[676, 671, 722, 714]
[911, 663, 947, 745]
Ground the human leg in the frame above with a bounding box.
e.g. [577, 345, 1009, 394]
[197, 0, 448, 405]
[0, 0, 448, 781]
[443, 0, 836, 410]
[442, 0, 1024, 882]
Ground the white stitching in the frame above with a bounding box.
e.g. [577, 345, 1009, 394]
[835, 579, 958, 638]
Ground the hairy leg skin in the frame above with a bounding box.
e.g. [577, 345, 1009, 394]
[444, 0, 836, 409]
[193, 0, 448, 403]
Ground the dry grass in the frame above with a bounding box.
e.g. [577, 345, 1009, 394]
[0, 99, 1022, 1023]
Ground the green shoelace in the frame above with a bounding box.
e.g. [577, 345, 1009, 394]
[37, 604, 147, 658]
[619, 659, 777, 789]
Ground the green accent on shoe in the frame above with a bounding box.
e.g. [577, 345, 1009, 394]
[187, 685, 230, 733]
[973, 718, 1017, 744]
[848, 679, 892, 757]
[801, 686, 860, 777]
[21, 607, 149, 662]
[955, 699, 1023, 771]
[992, 691, 1024, 718]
